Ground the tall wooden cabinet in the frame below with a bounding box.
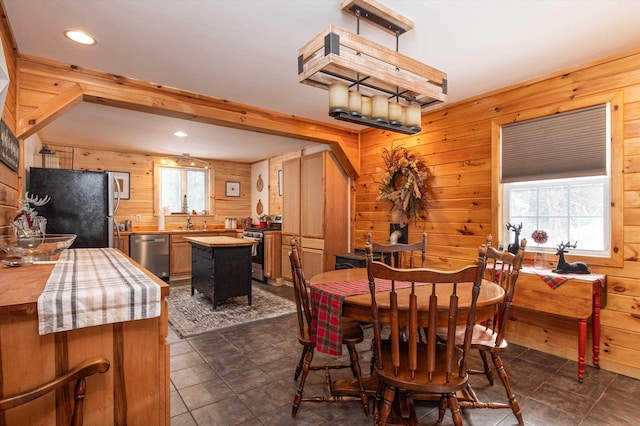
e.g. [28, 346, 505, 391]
[281, 151, 349, 280]
[281, 157, 301, 281]
[264, 231, 282, 280]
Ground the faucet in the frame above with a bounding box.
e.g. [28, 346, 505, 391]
[186, 214, 194, 230]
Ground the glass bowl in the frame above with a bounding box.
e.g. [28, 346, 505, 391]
[0, 234, 77, 261]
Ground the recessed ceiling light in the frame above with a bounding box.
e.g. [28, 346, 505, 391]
[174, 131, 188, 137]
[64, 30, 97, 45]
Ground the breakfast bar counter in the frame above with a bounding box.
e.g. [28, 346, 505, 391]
[0, 249, 170, 425]
[185, 236, 256, 309]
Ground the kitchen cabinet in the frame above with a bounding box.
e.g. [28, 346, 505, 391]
[170, 234, 193, 279]
[282, 157, 301, 235]
[281, 157, 301, 281]
[264, 231, 282, 280]
[281, 151, 349, 279]
[300, 238, 322, 279]
[118, 234, 129, 256]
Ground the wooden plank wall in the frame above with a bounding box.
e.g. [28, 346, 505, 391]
[35, 143, 252, 230]
[357, 48, 640, 379]
[0, 6, 18, 236]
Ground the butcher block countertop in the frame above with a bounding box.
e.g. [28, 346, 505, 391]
[184, 236, 257, 247]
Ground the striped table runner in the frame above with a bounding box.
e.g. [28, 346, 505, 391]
[37, 248, 161, 335]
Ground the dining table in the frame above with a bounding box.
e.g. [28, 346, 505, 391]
[308, 267, 506, 424]
[309, 267, 505, 356]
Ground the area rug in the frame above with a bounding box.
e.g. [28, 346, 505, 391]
[167, 285, 296, 338]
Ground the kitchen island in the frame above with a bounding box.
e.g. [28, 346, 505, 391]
[185, 236, 256, 310]
[0, 249, 170, 425]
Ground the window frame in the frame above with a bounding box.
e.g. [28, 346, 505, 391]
[503, 175, 611, 256]
[153, 162, 212, 216]
[491, 92, 623, 268]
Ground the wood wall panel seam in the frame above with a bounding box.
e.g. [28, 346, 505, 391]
[54, 332, 71, 425]
[113, 323, 126, 424]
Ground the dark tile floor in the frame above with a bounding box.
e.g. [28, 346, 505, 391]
[169, 281, 639, 425]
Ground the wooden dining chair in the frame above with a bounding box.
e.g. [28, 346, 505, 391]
[436, 237, 527, 425]
[365, 242, 487, 426]
[288, 238, 369, 417]
[367, 232, 427, 268]
[0, 357, 110, 426]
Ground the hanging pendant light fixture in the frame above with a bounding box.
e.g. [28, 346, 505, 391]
[298, 0, 447, 135]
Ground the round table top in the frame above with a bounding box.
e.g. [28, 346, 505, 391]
[310, 267, 505, 325]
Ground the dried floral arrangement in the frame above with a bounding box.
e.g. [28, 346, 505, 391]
[531, 229, 549, 245]
[377, 145, 428, 223]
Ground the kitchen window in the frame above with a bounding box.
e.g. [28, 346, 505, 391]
[156, 164, 210, 214]
[493, 94, 623, 267]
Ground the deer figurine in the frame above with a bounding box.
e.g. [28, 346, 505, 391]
[11, 192, 50, 238]
[552, 241, 591, 274]
[506, 222, 523, 255]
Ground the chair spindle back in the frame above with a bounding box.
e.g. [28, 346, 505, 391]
[289, 238, 313, 340]
[367, 232, 427, 268]
[483, 238, 527, 347]
[365, 242, 486, 383]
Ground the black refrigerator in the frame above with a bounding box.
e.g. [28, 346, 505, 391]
[28, 168, 119, 248]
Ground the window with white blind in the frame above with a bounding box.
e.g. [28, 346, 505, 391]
[501, 104, 611, 255]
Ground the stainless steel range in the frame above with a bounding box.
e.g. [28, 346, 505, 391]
[242, 215, 282, 282]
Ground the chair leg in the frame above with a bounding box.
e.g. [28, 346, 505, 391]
[294, 346, 310, 381]
[370, 337, 377, 375]
[447, 392, 464, 426]
[479, 349, 494, 385]
[492, 353, 524, 425]
[346, 344, 369, 416]
[373, 373, 385, 423]
[378, 385, 395, 426]
[438, 394, 447, 423]
[292, 346, 315, 417]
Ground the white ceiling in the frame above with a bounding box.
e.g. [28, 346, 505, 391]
[4, 0, 640, 163]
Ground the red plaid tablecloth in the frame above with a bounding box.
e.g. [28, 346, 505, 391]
[310, 278, 413, 356]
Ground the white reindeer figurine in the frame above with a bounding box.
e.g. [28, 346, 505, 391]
[552, 241, 590, 274]
[12, 192, 50, 238]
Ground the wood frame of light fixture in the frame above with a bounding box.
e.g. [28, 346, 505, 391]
[298, 0, 447, 119]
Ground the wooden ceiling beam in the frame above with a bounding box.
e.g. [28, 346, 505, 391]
[17, 55, 361, 177]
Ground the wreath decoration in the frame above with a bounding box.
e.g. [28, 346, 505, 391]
[377, 145, 428, 223]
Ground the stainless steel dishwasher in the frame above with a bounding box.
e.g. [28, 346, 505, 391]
[129, 234, 170, 279]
